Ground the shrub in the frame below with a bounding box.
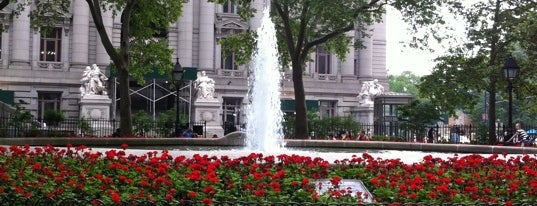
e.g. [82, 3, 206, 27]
[43, 109, 65, 127]
[132, 110, 153, 136]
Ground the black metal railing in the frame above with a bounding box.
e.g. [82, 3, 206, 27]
[0, 117, 206, 138]
[285, 121, 532, 145]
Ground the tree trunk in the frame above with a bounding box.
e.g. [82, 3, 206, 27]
[117, 67, 133, 136]
[292, 62, 308, 139]
[487, 84, 496, 145]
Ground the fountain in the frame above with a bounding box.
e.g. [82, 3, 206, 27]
[245, 5, 285, 151]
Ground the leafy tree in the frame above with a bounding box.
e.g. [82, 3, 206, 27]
[419, 0, 536, 144]
[396, 99, 442, 141]
[213, 0, 451, 138]
[27, 0, 186, 135]
[388, 71, 421, 99]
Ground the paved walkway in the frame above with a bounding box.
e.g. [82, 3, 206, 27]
[0, 131, 535, 155]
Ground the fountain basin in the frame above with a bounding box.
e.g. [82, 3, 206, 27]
[0, 131, 535, 154]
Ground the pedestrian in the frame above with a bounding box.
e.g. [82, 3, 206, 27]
[357, 130, 370, 141]
[427, 127, 435, 143]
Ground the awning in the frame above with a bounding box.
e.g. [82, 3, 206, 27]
[0, 90, 14, 105]
[281, 99, 319, 112]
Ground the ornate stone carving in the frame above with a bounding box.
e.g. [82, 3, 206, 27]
[80, 64, 108, 97]
[194, 71, 216, 100]
[358, 79, 385, 105]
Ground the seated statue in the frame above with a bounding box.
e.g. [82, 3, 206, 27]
[194, 71, 216, 100]
[357, 79, 384, 105]
[80, 64, 108, 97]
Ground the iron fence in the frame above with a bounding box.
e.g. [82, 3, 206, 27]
[288, 121, 527, 145]
[0, 117, 206, 138]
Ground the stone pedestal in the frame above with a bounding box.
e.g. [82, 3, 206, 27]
[79, 95, 112, 136]
[193, 98, 224, 138]
[354, 103, 374, 125]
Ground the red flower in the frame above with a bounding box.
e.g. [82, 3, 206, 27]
[188, 191, 196, 198]
[31, 162, 42, 170]
[254, 189, 265, 197]
[202, 185, 215, 196]
[121, 144, 128, 150]
[330, 176, 342, 187]
[111, 191, 121, 205]
[202, 197, 212, 205]
[409, 192, 417, 199]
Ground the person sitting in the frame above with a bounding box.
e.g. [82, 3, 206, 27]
[341, 130, 351, 140]
[183, 129, 194, 138]
[357, 130, 370, 141]
[506, 123, 528, 145]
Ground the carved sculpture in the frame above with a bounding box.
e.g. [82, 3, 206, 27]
[194, 71, 216, 100]
[358, 79, 385, 105]
[80, 64, 108, 97]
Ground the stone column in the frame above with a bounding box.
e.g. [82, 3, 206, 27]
[198, 1, 215, 71]
[1, 31, 9, 68]
[178, 0, 193, 66]
[249, 0, 265, 30]
[357, 25, 373, 79]
[371, 15, 387, 80]
[96, 10, 113, 67]
[341, 30, 355, 80]
[10, 5, 30, 67]
[71, 0, 90, 68]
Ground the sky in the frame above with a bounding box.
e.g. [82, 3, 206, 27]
[385, 7, 464, 77]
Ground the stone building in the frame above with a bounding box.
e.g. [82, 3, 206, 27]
[0, 0, 388, 128]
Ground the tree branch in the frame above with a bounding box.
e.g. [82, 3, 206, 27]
[273, 1, 297, 59]
[0, 0, 9, 10]
[119, 0, 137, 70]
[302, 0, 384, 59]
[295, 2, 309, 58]
[86, 0, 122, 67]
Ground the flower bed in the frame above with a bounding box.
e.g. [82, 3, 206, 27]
[0, 144, 536, 205]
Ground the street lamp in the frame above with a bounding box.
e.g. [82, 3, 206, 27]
[503, 54, 519, 143]
[172, 58, 183, 137]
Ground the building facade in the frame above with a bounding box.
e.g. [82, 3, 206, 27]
[0, 0, 388, 128]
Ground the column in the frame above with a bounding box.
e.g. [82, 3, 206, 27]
[371, 15, 387, 79]
[96, 9, 113, 66]
[178, 0, 193, 67]
[198, 1, 215, 71]
[341, 30, 355, 80]
[1, 31, 9, 68]
[10, 5, 30, 67]
[249, 0, 265, 30]
[357, 25, 373, 79]
[71, 0, 90, 68]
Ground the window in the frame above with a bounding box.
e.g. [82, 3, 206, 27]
[319, 100, 336, 118]
[37, 91, 62, 120]
[223, 0, 236, 13]
[39, 28, 62, 62]
[315, 46, 331, 74]
[222, 97, 242, 128]
[221, 50, 237, 70]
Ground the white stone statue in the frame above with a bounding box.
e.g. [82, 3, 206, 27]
[358, 79, 384, 105]
[80, 64, 108, 97]
[194, 71, 216, 100]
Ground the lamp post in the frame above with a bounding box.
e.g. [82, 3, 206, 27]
[503, 54, 519, 142]
[172, 58, 183, 137]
